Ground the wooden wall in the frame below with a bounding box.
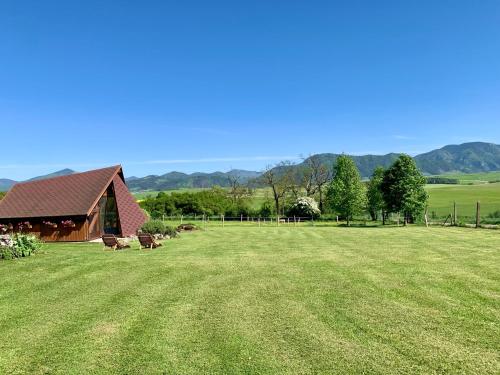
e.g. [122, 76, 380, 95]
[1, 217, 89, 242]
[40, 219, 88, 242]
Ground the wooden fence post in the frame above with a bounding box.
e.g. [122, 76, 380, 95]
[453, 201, 457, 226]
[476, 201, 480, 228]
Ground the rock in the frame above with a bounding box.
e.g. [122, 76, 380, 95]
[177, 224, 197, 232]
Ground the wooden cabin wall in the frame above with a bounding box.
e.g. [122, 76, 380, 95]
[40, 220, 88, 242]
[1, 217, 89, 242]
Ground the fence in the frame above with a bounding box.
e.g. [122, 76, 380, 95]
[158, 200, 500, 230]
[426, 200, 500, 228]
[162, 215, 323, 228]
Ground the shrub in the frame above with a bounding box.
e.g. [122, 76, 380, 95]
[13, 234, 43, 257]
[259, 201, 274, 217]
[0, 234, 42, 260]
[487, 210, 500, 219]
[287, 197, 321, 219]
[140, 220, 178, 238]
[163, 225, 178, 238]
[0, 247, 14, 260]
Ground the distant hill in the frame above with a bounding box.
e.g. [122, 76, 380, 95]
[0, 169, 76, 192]
[268, 142, 500, 181]
[295, 153, 403, 179]
[28, 169, 76, 181]
[126, 170, 262, 191]
[414, 142, 500, 175]
[0, 179, 16, 192]
[1, 142, 500, 192]
[124, 142, 500, 191]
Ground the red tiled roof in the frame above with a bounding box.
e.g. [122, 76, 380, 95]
[113, 175, 148, 236]
[0, 166, 122, 219]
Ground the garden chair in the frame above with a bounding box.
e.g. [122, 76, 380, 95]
[138, 234, 162, 249]
[102, 234, 130, 250]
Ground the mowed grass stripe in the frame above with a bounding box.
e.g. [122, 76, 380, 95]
[0, 227, 499, 374]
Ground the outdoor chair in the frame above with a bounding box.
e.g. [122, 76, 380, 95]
[102, 234, 130, 250]
[138, 234, 162, 249]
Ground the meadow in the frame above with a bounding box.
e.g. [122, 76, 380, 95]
[426, 182, 500, 218]
[1, 226, 498, 374]
[433, 171, 500, 184]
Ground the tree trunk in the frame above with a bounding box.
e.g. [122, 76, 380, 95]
[272, 186, 280, 217]
[382, 210, 386, 225]
[319, 189, 324, 212]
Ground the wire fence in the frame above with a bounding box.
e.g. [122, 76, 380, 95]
[158, 200, 500, 230]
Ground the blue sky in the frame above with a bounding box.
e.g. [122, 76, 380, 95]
[1, 0, 499, 180]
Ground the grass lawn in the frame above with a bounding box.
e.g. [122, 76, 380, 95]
[1, 227, 498, 374]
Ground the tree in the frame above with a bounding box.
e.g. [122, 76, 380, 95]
[366, 166, 385, 222]
[299, 155, 332, 212]
[0, 192, 5, 201]
[326, 155, 366, 226]
[261, 162, 295, 216]
[381, 155, 428, 225]
[227, 173, 253, 204]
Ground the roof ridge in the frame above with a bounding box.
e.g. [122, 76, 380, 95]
[14, 165, 122, 186]
[0, 165, 125, 219]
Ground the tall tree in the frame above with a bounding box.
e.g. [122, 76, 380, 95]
[326, 155, 366, 226]
[366, 166, 385, 222]
[381, 155, 428, 225]
[227, 172, 253, 204]
[261, 162, 294, 216]
[306, 155, 332, 212]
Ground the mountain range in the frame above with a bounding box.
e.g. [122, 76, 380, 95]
[1, 142, 500, 192]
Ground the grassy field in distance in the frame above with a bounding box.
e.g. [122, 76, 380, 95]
[425, 182, 500, 217]
[433, 171, 500, 184]
[0, 226, 498, 374]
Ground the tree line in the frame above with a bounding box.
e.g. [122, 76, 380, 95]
[139, 154, 428, 225]
[260, 154, 428, 226]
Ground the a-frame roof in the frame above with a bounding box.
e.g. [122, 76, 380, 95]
[0, 166, 123, 219]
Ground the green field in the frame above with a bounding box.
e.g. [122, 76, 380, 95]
[1, 226, 499, 374]
[426, 182, 500, 218]
[434, 171, 500, 184]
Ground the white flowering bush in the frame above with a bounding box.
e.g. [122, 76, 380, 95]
[287, 197, 321, 219]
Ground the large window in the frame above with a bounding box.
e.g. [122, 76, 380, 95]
[99, 186, 120, 235]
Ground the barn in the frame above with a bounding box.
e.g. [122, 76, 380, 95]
[0, 166, 147, 242]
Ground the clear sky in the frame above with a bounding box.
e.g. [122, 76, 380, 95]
[1, 0, 499, 180]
